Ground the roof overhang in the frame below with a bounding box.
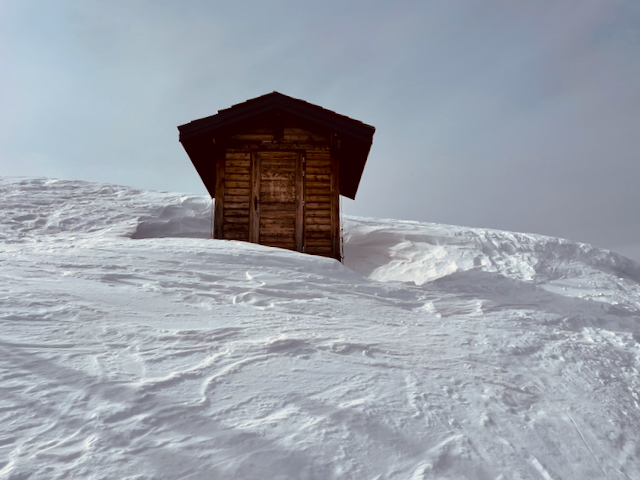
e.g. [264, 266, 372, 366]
[178, 92, 375, 200]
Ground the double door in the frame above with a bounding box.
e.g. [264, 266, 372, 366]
[250, 150, 303, 251]
[216, 148, 338, 258]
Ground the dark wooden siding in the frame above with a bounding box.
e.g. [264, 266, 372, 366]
[221, 151, 251, 241]
[213, 125, 340, 260]
[229, 125, 328, 146]
[304, 150, 335, 257]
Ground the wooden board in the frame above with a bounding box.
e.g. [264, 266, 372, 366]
[222, 151, 251, 241]
[213, 151, 225, 239]
[228, 125, 328, 143]
[250, 150, 260, 243]
[258, 151, 297, 248]
[330, 152, 341, 259]
[303, 150, 334, 256]
[295, 151, 303, 252]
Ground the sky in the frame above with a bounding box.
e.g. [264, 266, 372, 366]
[2, 0, 640, 261]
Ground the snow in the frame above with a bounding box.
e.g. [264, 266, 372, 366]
[1, 177, 639, 480]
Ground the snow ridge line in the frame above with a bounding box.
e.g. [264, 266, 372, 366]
[567, 412, 610, 480]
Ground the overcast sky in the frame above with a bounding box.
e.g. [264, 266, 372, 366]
[2, 0, 639, 260]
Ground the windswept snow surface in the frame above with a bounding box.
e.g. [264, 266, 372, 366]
[2, 177, 640, 480]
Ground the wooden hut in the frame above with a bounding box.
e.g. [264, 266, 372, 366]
[177, 92, 375, 261]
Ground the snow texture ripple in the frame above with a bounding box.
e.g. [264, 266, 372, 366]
[1, 177, 639, 479]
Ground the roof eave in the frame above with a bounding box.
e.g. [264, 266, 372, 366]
[178, 96, 374, 144]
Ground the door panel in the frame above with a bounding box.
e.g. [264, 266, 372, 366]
[303, 150, 333, 256]
[258, 151, 297, 249]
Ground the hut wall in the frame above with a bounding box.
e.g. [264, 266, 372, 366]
[219, 151, 251, 241]
[303, 150, 334, 257]
[214, 125, 341, 260]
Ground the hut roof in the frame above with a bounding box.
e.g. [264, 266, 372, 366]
[178, 92, 375, 200]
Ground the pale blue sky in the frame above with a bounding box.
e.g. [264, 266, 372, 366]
[2, 0, 640, 260]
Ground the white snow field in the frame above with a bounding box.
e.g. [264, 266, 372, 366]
[1, 177, 640, 480]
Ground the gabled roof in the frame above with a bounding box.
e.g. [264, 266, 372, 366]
[178, 92, 375, 200]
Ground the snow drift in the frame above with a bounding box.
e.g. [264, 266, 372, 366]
[1, 177, 639, 480]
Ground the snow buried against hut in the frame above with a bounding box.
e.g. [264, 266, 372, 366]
[1, 177, 639, 479]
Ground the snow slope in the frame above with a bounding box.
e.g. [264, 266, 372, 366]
[1, 177, 639, 480]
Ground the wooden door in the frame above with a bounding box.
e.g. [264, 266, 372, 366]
[250, 151, 303, 251]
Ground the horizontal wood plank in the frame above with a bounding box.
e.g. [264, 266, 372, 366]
[305, 223, 331, 232]
[227, 142, 330, 150]
[261, 152, 297, 160]
[223, 209, 249, 217]
[224, 232, 249, 240]
[260, 223, 295, 232]
[261, 233, 295, 241]
[305, 195, 331, 203]
[284, 127, 327, 141]
[304, 174, 330, 182]
[262, 242, 296, 250]
[304, 181, 331, 189]
[230, 134, 275, 141]
[223, 216, 249, 224]
[304, 209, 331, 217]
[225, 202, 250, 210]
[305, 229, 332, 238]
[235, 126, 272, 134]
[259, 214, 295, 223]
[305, 189, 330, 197]
[261, 164, 295, 171]
[305, 216, 331, 224]
[305, 202, 332, 210]
[260, 232, 295, 240]
[305, 247, 332, 254]
[225, 173, 250, 181]
[225, 159, 251, 166]
[223, 224, 249, 233]
[305, 164, 331, 171]
[306, 162, 331, 168]
[260, 213, 295, 222]
[225, 181, 250, 189]
[226, 152, 251, 159]
[224, 167, 251, 175]
[305, 239, 332, 246]
[305, 150, 331, 158]
[260, 204, 296, 213]
[304, 231, 331, 239]
[225, 188, 250, 196]
[305, 167, 331, 175]
[224, 195, 251, 203]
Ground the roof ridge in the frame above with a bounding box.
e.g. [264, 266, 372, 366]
[212, 91, 374, 130]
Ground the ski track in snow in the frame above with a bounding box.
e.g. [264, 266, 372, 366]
[1, 177, 640, 479]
